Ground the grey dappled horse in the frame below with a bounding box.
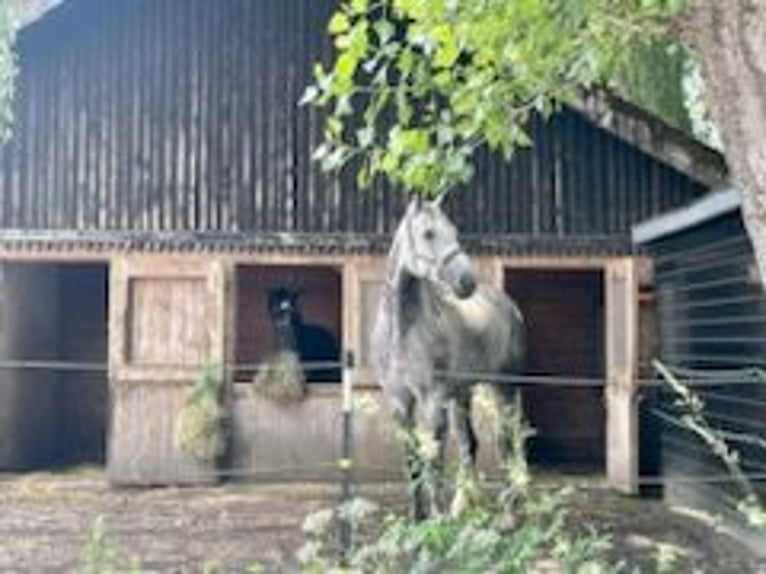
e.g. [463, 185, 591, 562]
[371, 195, 526, 519]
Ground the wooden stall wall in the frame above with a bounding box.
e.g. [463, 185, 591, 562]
[3, 0, 705, 242]
[108, 257, 228, 485]
[229, 254, 510, 481]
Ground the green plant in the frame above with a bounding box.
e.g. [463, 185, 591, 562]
[297, 398, 619, 573]
[175, 361, 226, 462]
[0, 2, 15, 141]
[299, 487, 619, 572]
[302, 0, 685, 196]
[653, 360, 766, 533]
[81, 516, 143, 574]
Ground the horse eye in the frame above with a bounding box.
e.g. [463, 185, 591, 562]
[423, 228, 435, 241]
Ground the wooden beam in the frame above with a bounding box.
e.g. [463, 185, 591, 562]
[604, 258, 639, 494]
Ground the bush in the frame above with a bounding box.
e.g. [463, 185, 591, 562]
[297, 395, 620, 573]
[297, 486, 619, 573]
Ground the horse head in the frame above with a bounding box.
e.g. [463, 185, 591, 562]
[267, 286, 303, 349]
[393, 193, 476, 299]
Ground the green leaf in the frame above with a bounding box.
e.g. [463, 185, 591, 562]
[327, 12, 350, 36]
[298, 85, 319, 106]
[374, 20, 396, 44]
[349, 0, 369, 15]
[333, 52, 358, 94]
[311, 143, 331, 162]
[356, 127, 375, 148]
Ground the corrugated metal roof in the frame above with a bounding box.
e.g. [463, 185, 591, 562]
[13, 0, 64, 28]
[632, 187, 740, 245]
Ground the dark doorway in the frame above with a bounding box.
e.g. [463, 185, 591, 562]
[505, 268, 605, 470]
[0, 262, 109, 470]
[56, 263, 110, 465]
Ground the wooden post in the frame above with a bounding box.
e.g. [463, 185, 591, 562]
[605, 258, 639, 494]
[338, 350, 355, 563]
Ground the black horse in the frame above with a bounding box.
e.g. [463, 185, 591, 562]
[266, 286, 341, 383]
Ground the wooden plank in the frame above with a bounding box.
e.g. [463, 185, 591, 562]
[107, 380, 217, 485]
[605, 258, 639, 493]
[108, 255, 230, 485]
[229, 385, 507, 482]
[128, 276, 209, 366]
[110, 256, 226, 382]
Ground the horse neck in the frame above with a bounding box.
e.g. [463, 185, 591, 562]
[383, 247, 443, 337]
[274, 318, 300, 353]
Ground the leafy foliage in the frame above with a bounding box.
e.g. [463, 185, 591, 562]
[81, 516, 143, 574]
[0, 1, 16, 141]
[298, 486, 619, 572]
[654, 360, 766, 533]
[298, 391, 620, 572]
[614, 38, 692, 133]
[304, 0, 685, 196]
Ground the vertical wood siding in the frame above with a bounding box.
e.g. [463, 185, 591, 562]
[1, 0, 705, 238]
[650, 212, 766, 545]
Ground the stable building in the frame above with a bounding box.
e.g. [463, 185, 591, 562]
[0, 0, 725, 490]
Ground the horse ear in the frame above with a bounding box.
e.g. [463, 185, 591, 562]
[408, 191, 423, 212]
[432, 188, 451, 207]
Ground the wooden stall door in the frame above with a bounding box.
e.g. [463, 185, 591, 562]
[107, 258, 228, 485]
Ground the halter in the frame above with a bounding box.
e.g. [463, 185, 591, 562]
[404, 212, 463, 272]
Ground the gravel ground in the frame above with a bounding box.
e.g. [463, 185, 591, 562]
[0, 469, 762, 573]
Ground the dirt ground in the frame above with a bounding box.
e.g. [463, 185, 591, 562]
[0, 468, 763, 573]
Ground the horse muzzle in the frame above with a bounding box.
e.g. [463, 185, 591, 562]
[455, 272, 476, 298]
[439, 251, 477, 299]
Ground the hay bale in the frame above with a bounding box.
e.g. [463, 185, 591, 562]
[174, 362, 226, 463]
[174, 395, 225, 462]
[252, 350, 306, 403]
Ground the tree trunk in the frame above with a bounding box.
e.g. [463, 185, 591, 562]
[684, 0, 766, 283]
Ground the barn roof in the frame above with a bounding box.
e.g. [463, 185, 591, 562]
[573, 90, 727, 188]
[0, 0, 714, 258]
[632, 186, 740, 244]
[0, 229, 634, 257]
[18, 0, 728, 190]
[12, 0, 64, 28]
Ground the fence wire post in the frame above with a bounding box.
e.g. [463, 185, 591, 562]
[338, 350, 355, 566]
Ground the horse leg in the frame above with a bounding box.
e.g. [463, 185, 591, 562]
[453, 389, 477, 468]
[422, 392, 449, 517]
[495, 385, 531, 497]
[450, 389, 479, 516]
[390, 391, 429, 520]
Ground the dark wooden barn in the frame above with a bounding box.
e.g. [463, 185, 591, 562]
[633, 189, 766, 548]
[0, 0, 724, 488]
